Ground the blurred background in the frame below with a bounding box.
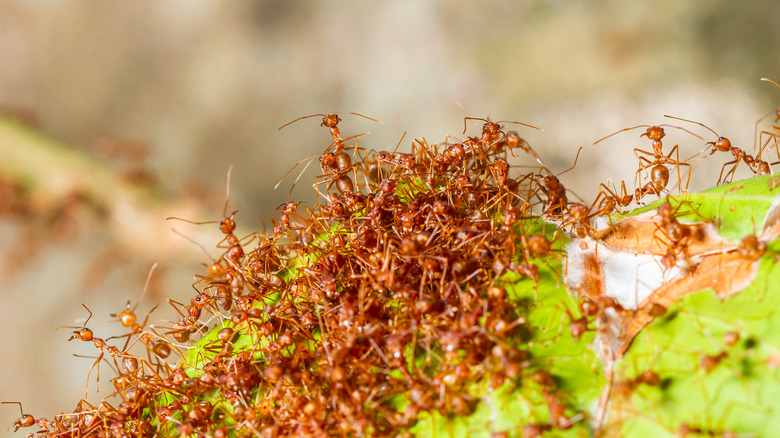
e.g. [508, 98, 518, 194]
[1, 0, 779, 426]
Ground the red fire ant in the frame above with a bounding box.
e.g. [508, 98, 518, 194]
[653, 199, 707, 271]
[536, 147, 584, 217]
[59, 304, 149, 397]
[559, 300, 594, 341]
[273, 200, 304, 236]
[593, 180, 634, 215]
[595, 124, 703, 201]
[666, 115, 773, 184]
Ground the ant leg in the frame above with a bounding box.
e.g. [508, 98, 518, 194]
[666, 144, 691, 193]
[84, 351, 105, 398]
[635, 155, 655, 191]
[719, 159, 741, 185]
[716, 159, 739, 185]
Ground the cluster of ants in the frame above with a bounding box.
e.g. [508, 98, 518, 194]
[4, 79, 780, 437]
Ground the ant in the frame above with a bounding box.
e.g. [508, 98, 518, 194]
[153, 298, 212, 344]
[278, 112, 382, 149]
[613, 369, 661, 398]
[60, 303, 147, 397]
[595, 123, 703, 200]
[593, 180, 634, 215]
[666, 114, 773, 184]
[169, 227, 238, 302]
[560, 300, 593, 341]
[558, 200, 608, 239]
[676, 423, 738, 438]
[367, 132, 415, 181]
[699, 351, 728, 374]
[522, 423, 554, 438]
[273, 200, 305, 236]
[536, 147, 584, 217]
[653, 200, 707, 271]
[736, 233, 767, 262]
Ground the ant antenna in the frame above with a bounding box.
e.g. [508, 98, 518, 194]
[462, 116, 543, 135]
[277, 112, 383, 131]
[79, 303, 93, 328]
[664, 115, 718, 137]
[278, 114, 324, 131]
[273, 154, 319, 191]
[0, 401, 27, 419]
[761, 77, 780, 89]
[169, 229, 215, 261]
[139, 263, 158, 305]
[555, 146, 585, 177]
[223, 165, 234, 217]
[391, 132, 407, 156]
[593, 124, 703, 145]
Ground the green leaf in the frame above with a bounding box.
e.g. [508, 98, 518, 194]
[626, 175, 780, 243]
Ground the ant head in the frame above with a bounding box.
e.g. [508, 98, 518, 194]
[278, 200, 301, 215]
[375, 150, 394, 164]
[642, 126, 665, 141]
[543, 174, 561, 187]
[321, 114, 341, 128]
[319, 151, 337, 167]
[219, 211, 237, 235]
[69, 327, 94, 342]
[709, 137, 731, 152]
[482, 120, 502, 136]
[379, 179, 397, 194]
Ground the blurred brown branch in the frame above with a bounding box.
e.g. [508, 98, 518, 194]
[0, 116, 213, 263]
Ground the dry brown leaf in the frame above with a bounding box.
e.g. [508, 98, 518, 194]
[600, 212, 732, 256]
[569, 205, 780, 362]
[619, 250, 760, 356]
